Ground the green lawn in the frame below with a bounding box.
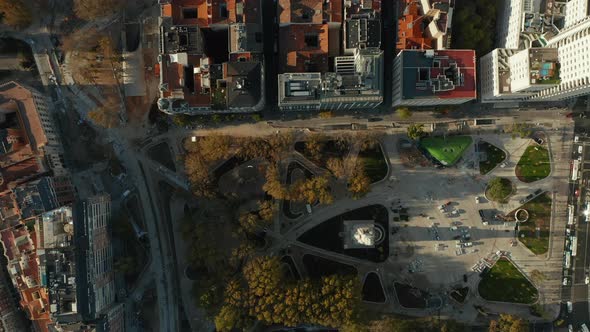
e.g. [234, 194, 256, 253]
[420, 136, 473, 166]
[515, 145, 550, 183]
[479, 141, 506, 175]
[517, 193, 552, 255]
[478, 258, 538, 304]
[358, 142, 388, 183]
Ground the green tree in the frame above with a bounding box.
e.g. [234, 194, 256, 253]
[486, 177, 513, 203]
[489, 314, 528, 332]
[73, 0, 123, 20]
[289, 175, 333, 204]
[257, 200, 274, 222]
[216, 256, 361, 329]
[190, 135, 232, 162]
[184, 153, 215, 197]
[326, 157, 346, 179]
[348, 167, 371, 198]
[407, 124, 426, 140]
[262, 164, 288, 199]
[396, 107, 412, 119]
[305, 134, 326, 163]
[0, 0, 32, 28]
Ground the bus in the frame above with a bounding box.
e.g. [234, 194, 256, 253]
[572, 159, 580, 181]
[572, 236, 578, 257]
[565, 251, 571, 269]
[568, 205, 575, 226]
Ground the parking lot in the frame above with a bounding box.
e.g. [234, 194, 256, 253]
[385, 132, 558, 289]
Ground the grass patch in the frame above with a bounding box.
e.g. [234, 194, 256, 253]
[478, 258, 538, 304]
[420, 136, 472, 166]
[516, 193, 552, 255]
[515, 145, 550, 183]
[479, 141, 506, 175]
[358, 141, 388, 183]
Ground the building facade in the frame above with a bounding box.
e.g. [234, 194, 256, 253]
[74, 195, 115, 321]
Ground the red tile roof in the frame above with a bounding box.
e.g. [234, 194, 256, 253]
[278, 0, 343, 24]
[397, 0, 435, 51]
[278, 24, 329, 73]
[160, 54, 212, 106]
[162, 0, 209, 26]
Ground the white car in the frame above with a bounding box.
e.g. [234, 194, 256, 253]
[567, 301, 573, 313]
[575, 136, 580, 143]
[586, 276, 589, 285]
[475, 196, 480, 204]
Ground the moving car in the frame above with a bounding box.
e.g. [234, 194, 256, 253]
[567, 301, 573, 313]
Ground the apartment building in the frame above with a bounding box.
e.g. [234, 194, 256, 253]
[392, 49, 477, 106]
[74, 195, 116, 321]
[481, 1, 590, 103]
[157, 0, 264, 114]
[0, 82, 67, 177]
[480, 48, 560, 102]
[277, 0, 384, 111]
[397, 0, 455, 51]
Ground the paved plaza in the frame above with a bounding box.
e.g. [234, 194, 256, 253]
[273, 121, 573, 323]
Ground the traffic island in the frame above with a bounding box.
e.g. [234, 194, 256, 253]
[484, 177, 514, 204]
[515, 145, 550, 183]
[478, 257, 538, 304]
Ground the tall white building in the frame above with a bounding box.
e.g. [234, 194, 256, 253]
[531, 18, 590, 100]
[481, 3, 590, 103]
[480, 48, 560, 102]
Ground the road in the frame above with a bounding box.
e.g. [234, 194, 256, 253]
[568, 119, 590, 329]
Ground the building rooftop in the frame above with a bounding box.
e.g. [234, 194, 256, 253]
[13, 177, 59, 220]
[223, 61, 262, 107]
[0, 81, 48, 153]
[160, 0, 209, 26]
[526, 48, 560, 84]
[278, 72, 322, 107]
[278, 24, 329, 73]
[278, 0, 342, 24]
[158, 0, 264, 114]
[396, 0, 453, 51]
[229, 23, 263, 53]
[346, 17, 381, 49]
[399, 49, 477, 100]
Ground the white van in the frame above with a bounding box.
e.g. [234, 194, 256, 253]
[567, 301, 573, 313]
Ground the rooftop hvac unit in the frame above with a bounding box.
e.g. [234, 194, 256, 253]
[425, 50, 435, 58]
